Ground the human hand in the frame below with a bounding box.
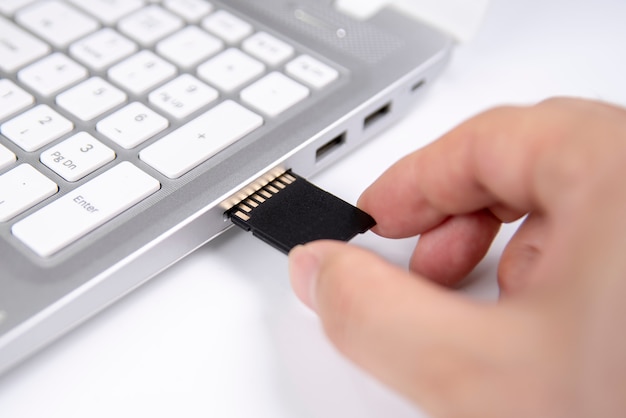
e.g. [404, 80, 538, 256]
[288, 98, 626, 417]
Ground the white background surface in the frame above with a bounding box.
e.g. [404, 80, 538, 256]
[1, 0, 625, 417]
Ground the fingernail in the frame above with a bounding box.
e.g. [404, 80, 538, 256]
[288, 245, 320, 312]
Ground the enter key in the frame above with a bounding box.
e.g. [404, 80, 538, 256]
[12, 162, 160, 257]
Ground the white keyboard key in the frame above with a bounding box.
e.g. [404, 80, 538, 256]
[202, 10, 252, 44]
[16, 0, 99, 48]
[40, 132, 115, 182]
[109, 50, 176, 95]
[286, 54, 339, 89]
[118, 5, 183, 46]
[156, 26, 223, 69]
[140, 100, 263, 178]
[97, 102, 168, 149]
[0, 144, 17, 171]
[0, 16, 50, 72]
[197, 48, 264, 92]
[242, 32, 294, 66]
[149, 74, 218, 119]
[0, 164, 58, 222]
[18, 53, 88, 97]
[56, 77, 126, 121]
[0, 0, 37, 15]
[70, 28, 138, 71]
[0, 79, 34, 120]
[12, 162, 160, 257]
[2, 105, 73, 152]
[241, 72, 309, 117]
[164, 0, 212, 22]
[68, 0, 144, 25]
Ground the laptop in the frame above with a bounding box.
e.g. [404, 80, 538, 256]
[0, 0, 452, 374]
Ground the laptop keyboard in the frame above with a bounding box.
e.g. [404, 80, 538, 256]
[0, 0, 340, 257]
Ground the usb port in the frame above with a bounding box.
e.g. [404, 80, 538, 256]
[363, 103, 391, 129]
[316, 132, 346, 161]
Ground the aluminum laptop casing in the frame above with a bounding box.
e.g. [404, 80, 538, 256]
[0, 0, 453, 374]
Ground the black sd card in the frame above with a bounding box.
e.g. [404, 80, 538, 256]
[226, 171, 376, 254]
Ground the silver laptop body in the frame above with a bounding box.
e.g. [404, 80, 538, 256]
[0, 0, 452, 374]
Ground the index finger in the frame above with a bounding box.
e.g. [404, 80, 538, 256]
[357, 98, 622, 238]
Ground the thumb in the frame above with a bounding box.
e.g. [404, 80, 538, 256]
[288, 240, 529, 415]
